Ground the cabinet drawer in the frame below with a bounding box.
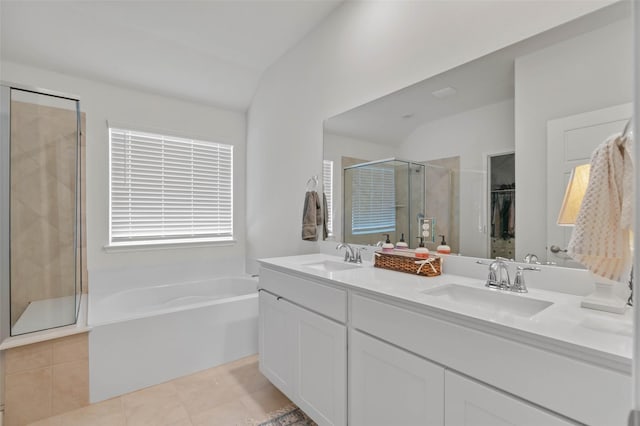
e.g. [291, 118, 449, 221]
[259, 267, 347, 323]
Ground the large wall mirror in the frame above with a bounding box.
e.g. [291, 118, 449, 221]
[323, 1, 632, 267]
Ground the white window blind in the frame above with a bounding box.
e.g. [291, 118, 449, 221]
[351, 165, 395, 235]
[109, 127, 233, 243]
[323, 160, 333, 235]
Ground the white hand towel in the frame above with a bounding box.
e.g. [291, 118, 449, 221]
[567, 134, 634, 281]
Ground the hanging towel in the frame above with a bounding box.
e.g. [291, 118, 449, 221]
[508, 193, 515, 237]
[492, 196, 502, 238]
[500, 196, 511, 238]
[567, 134, 634, 281]
[322, 192, 329, 240]
[302, 191, 322, 241]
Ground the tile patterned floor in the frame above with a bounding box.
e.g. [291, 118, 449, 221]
[27, 355, 293, 426]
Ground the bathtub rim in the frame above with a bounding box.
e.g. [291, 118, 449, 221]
[88, 276, 258, 327]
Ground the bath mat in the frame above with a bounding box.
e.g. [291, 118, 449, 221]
[253, 404, 317, 426]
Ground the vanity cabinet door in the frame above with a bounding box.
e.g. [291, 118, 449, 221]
[258, 291, 296, 396]
[293, 301, 347, 426]
[349, 330, 444, 426]
[259, 290, 347, 426]
[445, 371, 577, 426]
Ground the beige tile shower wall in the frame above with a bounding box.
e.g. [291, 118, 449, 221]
[4, 332, 89, 426]
[425, 157, 460, 254]
[9, 102, 87, 326]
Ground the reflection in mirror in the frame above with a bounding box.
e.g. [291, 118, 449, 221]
[489, 153, 515, 259]
[343, 158, 425, 249]
[323, 1, 632, 265]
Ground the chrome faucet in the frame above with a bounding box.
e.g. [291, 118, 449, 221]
[486, 257, 511, 290]
[477, 257, 541, 293]
[336, 243, 363, 263]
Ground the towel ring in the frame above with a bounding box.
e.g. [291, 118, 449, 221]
[306, 175, 319, 191]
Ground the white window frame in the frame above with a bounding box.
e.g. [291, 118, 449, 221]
[107, 125, 234, 249]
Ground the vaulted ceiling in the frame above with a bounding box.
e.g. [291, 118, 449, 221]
[0, 1, 344, 110]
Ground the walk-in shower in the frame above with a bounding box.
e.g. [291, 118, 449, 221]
[343, 158, 426, 248]
[0, 83, 83, 336]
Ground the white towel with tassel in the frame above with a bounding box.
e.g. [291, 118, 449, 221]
[567, 134, 634, 281]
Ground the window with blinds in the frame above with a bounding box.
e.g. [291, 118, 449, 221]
[351, 164, 395, 235]
[322, 160, 333, 235]
[109, 127, 233, 244]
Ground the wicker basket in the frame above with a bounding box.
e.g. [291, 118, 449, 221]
[374, 250, 442, 277]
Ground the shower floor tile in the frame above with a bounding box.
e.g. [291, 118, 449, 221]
[26, 354, 293, 426]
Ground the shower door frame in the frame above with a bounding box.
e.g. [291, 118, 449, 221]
[0, 82, 83, 337]
[0, 85, 10, 344]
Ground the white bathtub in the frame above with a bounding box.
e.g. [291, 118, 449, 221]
[88, 276, 259, 402]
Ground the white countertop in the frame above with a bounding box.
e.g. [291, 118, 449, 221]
[258, 253, 633, 374]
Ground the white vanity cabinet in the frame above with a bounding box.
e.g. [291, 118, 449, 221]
[258, 268, 347, 426]
[350, 292, 628, 425]
[258, 258, 630, 426]
[444, 371, 576, 426]
[349, 329, 444, 426]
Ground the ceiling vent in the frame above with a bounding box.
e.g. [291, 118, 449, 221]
[431, 86, 457, 99]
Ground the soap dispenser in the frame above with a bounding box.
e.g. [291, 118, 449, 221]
[415, 237, 430, 259]
[396, 233, 409, 249]
[437, 235, 451, 254]
[381, 234, 394, 253]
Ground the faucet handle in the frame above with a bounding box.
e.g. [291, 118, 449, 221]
[355, 247, 366, 263]
[513, 266, 540, 293]
[518, 266, 541, 271]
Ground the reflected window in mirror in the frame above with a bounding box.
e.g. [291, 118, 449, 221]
[323, 159, 334, 237]
[350, 163, 396, 236]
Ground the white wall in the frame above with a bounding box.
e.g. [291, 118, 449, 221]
[399, 99, 514, 258]
[515, 18, 633, 262]
[1, 61, 247, 287]
[246, 0, 616, 271]
[323, 132, 396, 243]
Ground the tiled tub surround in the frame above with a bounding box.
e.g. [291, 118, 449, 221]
[4, 333, 89, 426]
[258, 253, 632, 425]
[89, 275, 259, 402]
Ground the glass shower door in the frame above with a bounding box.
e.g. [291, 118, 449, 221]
[7, 87, 81, 335]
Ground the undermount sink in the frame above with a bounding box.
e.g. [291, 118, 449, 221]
[422, 284, 553, 318]
[302, 260, 362, 272]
